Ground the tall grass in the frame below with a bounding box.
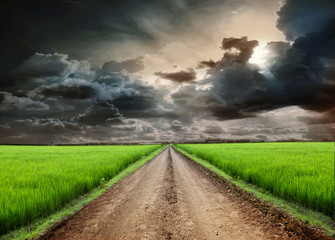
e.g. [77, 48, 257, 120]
[0, 145, 162, 235]
[175, 142, 334, 219]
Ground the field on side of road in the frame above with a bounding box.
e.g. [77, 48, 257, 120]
[175, 142, 335, 218]
[0, 144, 163, 235]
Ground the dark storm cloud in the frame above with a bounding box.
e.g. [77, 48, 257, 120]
[74, 102, 123, 126]
[172, 1, 335, 123]
[203, 126, 226, 135]
[220, 37, 259, 64]
[264, 41, 291, 65]
[0, 50, 175, 143]
[2, 0, 335, 143]
[154, 68, 196, 83]
[101, 57, 145, 73]
[0, 91, 49, 110]
[170, 120, 185, 132]
[210, 64, 267, 107]
[276, 0, 335, 40]
[269, 18, 335, 114]
[93, 74, 176, 119]
[0, 117, 82, 144]
[271, 0, 335, 124]
[10, 52, 171, 119]
[199, 60, 216, 68]
[15, 53, 76, 79]
[40, 84, 97, 100]
[13, 53, 95, 89]
[0, 0, 237, 84]
[198, 37, 259, 68]
[0, 116, 143, 144]
[210, 106, 256, 120]
[170, 36, 267, 120]
[0, 0, 159, 78]
[170, 85, 252, 121]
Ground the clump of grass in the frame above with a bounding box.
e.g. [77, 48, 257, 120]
[0, 144, 162, 235]
[175, 142, 335, 219]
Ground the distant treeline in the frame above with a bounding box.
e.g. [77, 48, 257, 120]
[1, 138, 333, 146]
[1, 142, 158, 146]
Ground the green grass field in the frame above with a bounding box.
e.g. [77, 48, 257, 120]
[0, 144, 163, 235]
[175, 142, 335, 219]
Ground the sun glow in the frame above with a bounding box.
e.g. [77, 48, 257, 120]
[249, 44, 269, 68]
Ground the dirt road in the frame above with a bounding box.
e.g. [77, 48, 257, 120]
[42, 147, 330, 240]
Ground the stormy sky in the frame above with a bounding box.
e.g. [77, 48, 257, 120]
[0, 0, 335, 144]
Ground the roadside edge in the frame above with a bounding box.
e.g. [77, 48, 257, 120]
[173, 145, 335, 239]
[0, 145, 168, 240]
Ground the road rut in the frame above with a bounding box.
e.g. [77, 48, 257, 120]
[41, 147, 325, 240]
